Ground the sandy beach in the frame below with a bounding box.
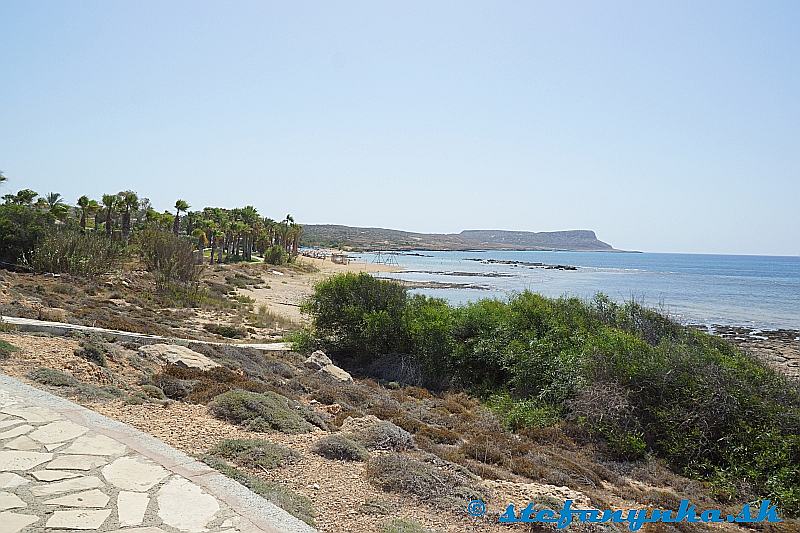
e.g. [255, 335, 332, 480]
[243, 255, 401, 324]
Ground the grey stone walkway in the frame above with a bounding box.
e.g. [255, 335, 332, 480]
[0, 316, 290, 352]
[0, 373, 316, 533]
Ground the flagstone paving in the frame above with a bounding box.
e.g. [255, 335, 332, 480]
[0, 375, 316, 533]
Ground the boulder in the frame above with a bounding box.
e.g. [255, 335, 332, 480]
[304, 350, 352, 382]
[319, 364, 353, 382]
[304, 350, 333, 370]
[38, 307, 66, 322]
[138, 344, 220, 371]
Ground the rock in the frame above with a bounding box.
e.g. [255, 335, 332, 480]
[138, 344, 220, 371]
[304, 350, 333, 370]
[318, 364, 353, 382]
[46, 508, 112, 530]
[157, 477, 220, 532]
[305, 350, 352, 381]
[29, 420, 88, 444]
[46, 454, 108, 470]
[117, 491, 149, 526]
[0, 512, 39, 533]
[0, 491, 27, 511]
[0, 451, 53, 471]
[30, 476, 104, 497]
[44, 489, 110, 508]
[61, 434, 126, 456]
[102, 456, 168, 491]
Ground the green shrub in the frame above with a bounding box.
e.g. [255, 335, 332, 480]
[0, 339, 19, 359]
[137, 227, 203, 292]
[312, 434, 369, 461]
[301, 272, 408, 358]
[74, 339, 108, 367]
[263, 245, 289, 265]
[28, 367, 78, 387]
[209, 438, 299, 469]
[140, 384, 166, 400]
[32, 228, 124, 277]
[0, 203, 54, 266]
[300, 276, 800, 516]
[208, 389, 315, 434]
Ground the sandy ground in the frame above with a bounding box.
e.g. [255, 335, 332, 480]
[248, 256, 399, 324]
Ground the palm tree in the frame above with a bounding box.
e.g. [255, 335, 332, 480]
[173, 199, 189, 235]
[86, 199, 101, 231]
[45, 192, 64, 209]
[119, 191, 139, 242]
[77, 196, 90, 232]
[0, 170, 7, 188]
[101, 194, 117, 237]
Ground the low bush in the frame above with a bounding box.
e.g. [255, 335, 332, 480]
[263, 245, 289, 266]
[74, 339, 108, 367]
[209, 438, 299, 469]
[202, 455, 314, 526]
[346, 419, 414, 451]
[203, 323, 247, 339]
[140, 384, 166, 400]
[208, 389, 315, 434]
[312, 434, 369, 461]
[0, 339, 19, 359]
[365, 454, 487, 509]
[382, 519, 433, 533]
[28, 367, 78, 387]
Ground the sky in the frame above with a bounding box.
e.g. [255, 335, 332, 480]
[1, 1, 798, 255]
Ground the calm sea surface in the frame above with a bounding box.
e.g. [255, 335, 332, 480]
[354, 251, 800, 330]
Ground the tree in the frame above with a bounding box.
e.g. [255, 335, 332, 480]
[0, 204, 55, 267]
[77, 195, 90, 232]
[173, 199, 189, 235]
[87, 199, 101, 231]
[101, 194, 117, 237]
[45, 192, 64, 209]
[3, 189, 38, 206]
[0, 170, 7, 187]
[119, 191, 139, 242]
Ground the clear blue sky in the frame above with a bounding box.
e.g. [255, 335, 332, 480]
[2, 1, 798, 255]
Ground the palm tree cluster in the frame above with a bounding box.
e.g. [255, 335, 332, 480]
[0, 175, 303, 265]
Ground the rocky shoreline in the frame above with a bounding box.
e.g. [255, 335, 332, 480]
[691, 324, 800, 379]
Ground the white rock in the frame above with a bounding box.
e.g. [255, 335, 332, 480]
[318, 364, 353, 382]
[44, 488, 110, 508]
[4, 435, 40, 451]
[0, 491, 27, 511]
[0, 511, 39, 532]
[102, 456, 168, 491]
[29, 420, 88, 444]
[304, 350, 333, 370]
[0, 406, 62, 423]
[62, 434, 126, 456]
[0, 424, 33, 440]
[46, 508, 112, 529]
[118, 491, 149, 526]
[107, 528, 167, 533]
[157, 477, 220, 532]
[45, 441, 68, 451]
[30, 476, 103, 496]
[0, 419, 25, 430]
[32, 470, 82, 481]
[0, 473, 29, 489]
[46, 454, 109, 470]
[0, 450, 53, 471]
[139, 343, 220, 370]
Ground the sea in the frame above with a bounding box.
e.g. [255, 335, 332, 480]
[352, 251, 800, 331]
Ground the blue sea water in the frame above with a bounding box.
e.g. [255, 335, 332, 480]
[355, 251, 800, 330]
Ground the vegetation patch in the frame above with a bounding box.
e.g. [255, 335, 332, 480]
[202, 455, 314, 526]
[299, 274, 800, 515]
[365, 454, 488, 510]
[74, 338, 109, 367]
[347, 419, 415, 451]
[28, 367, 79, 387]
[311, 434, 369, 461]
[208, 389, 316, 434]
[203, 323, 247, 339]
[209, 438, 299, 470]
[381, 519, 434, 533]
[0, 339, 19, 359]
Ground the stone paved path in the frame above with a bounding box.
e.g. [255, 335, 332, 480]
[0, 316, 290, 353]
[0, 374, 315, 533]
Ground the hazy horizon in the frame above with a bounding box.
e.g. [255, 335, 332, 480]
[2, 1, 798, 256]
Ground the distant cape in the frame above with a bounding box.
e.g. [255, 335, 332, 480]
[301, 225, 617, 251]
